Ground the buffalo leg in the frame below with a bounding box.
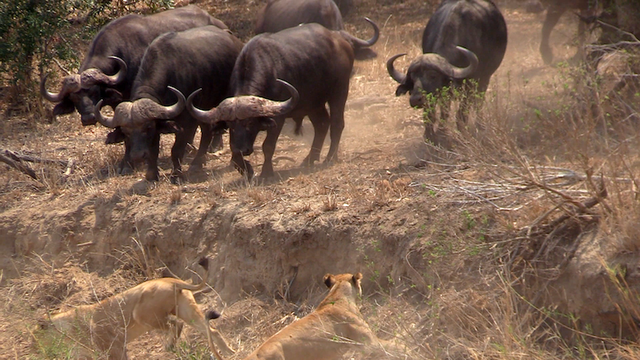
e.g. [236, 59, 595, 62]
[456, 78, 486, 133]
[302, 107, 330, 166]
[190, 123, 213, 171]
[540, 4, 567, 64]
[170, 124, 198, 184]
[424, 102, 452, 149]
[231, 151, 254, 179]
[260, 117, 285, 178]
[145, 133, 161, 182]
[326, 101, 345, 163]
[117, 137, 135, 176]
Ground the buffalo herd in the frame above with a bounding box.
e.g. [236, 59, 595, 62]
[42, 0, 589, 183]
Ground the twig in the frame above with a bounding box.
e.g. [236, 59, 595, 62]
[0, 153, 37, 179]
[1, 149, 70, 166]
[52, 58, 71, 75]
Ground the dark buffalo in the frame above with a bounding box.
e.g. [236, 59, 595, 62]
[41, 5, 227, 126]
[538, 0, 620, 65]
[94, 26, 243, 182]
[188, 22, 378, 179]
[256, 0, 343, 33]
[387, 0, 507, 144]
[255, 0, 377, 60]
[539, 0, 589, 64]
[333, 0, 354, 16]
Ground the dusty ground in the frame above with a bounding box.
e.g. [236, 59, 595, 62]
[2, 0, 640, 359]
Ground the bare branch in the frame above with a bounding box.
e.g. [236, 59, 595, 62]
[0, 153, 37, 180]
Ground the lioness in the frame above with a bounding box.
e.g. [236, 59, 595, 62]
[43, 258, 234, 360]
[244, 272, 395, 360]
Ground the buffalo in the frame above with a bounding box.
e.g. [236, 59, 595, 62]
[94, 26, 243, 182]
[41, 5, 227, 126]
[255, 0, 377, 60]
[538, 0, 619, 65]
[387, 0, 507, 145]
[188, 21, 379, 179]
[539, 0, 590, 64]
[256, 0, 343, 33]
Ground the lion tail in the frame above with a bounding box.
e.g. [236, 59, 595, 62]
[176, 257, 210, 291]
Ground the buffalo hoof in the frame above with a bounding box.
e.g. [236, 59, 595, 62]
[234, 161, 254, 180]
[118, 164, 134, 176]
[540, 47, 553, 65]
[301, 155, 319, 167]
[145, 169, 160, 182]
[188, 161, 205, 173]
[170, 170, 184, 185]
[324, 154, 339, 164]
[259, 169, 275, 180]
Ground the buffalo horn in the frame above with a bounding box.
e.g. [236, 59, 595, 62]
[133, 86, 186, 123]
[447, 46, 479, 79]
[40, 73, 82, 103]
[386, 54, 407, 84]
[186, 88, 210, 122]
[94, 99, 122, 128]
[362, 17, 380, 47]
[343, 17, 380, 49]
[188, 79, 299, 124]
[80, 56, 127, 88]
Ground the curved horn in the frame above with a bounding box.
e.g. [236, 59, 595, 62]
[387, 54, 407, 84]
[233, 78, 299, 118]
[260, 79, 299, 116]
[186, 88, 219, 123]
[80, 56, 128, 88]
[94, 99, 121, 128]
[40, 73, 82, 102]
[40, 73, 64, 102]
[449, 46, 479, 79]
[133, 86, 186, 122]
[339, 17, 380, 49]
[362, 17, 380, 47]
[193, 79, 299, 124]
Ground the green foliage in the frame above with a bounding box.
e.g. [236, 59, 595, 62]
[32, 327, 75, 360]
[0, 0, 174, 93]
[0, 0, 69, 86]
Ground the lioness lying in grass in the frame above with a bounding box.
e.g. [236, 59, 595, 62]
[244, 272, 399, 360]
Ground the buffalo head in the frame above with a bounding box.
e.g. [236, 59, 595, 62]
[95, 86, 185, 164]
[187, 79, 299, 157]
[387, 46, 478, 108]
[41, 56, 127, 125]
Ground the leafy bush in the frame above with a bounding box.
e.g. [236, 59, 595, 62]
[0, 0, 173, 97]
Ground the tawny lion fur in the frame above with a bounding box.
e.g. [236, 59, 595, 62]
[45, 258, 234, 360]
[243, 272, 397, 360]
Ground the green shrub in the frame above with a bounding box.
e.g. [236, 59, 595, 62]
[0, 0, 173, 98]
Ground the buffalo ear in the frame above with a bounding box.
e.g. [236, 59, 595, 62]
[102, 89, 124, 107]
[158, 121, 181, 134]
[395, 84, 410, 96]
[212, 121, 228, 133]
[259, 117, 277, 130]
[105, 128, 126, 144]
[323, 274, 336, 289]
[53, 100, 75, 115]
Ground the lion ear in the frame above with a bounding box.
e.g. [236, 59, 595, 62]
[352, 273, 363, 284]
[323, 274, 335, 288]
